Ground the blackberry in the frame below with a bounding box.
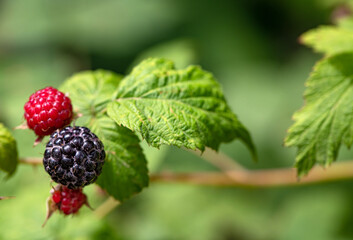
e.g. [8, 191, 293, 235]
[43, 126, 105, 189]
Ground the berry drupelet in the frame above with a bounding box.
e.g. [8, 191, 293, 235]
[43, 126, 105, 189]
[24, 87, 73, 136]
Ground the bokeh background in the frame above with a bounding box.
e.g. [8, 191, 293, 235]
[1, 0, 353, 239]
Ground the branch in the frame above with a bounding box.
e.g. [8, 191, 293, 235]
[0, 196, 15, 200]
[19, 157, 353, 187]
[150, 161, 353, 187]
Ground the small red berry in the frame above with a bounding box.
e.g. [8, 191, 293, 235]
[44, 185, 91, 227]
[50, 185, 88, 216]
[24, 87, 73, 136]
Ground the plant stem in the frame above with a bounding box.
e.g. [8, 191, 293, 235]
[0, 196, 15, 200]
[150, 161, 353, 187]
[94, 197, 120, 219]
[19, 157, 353, 187]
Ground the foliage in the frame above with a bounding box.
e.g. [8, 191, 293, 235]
[60, 70, 123, 116]
[301, 25, 353, 55]
[0, 123, 18, 176]
[285, 14, 353, 176]
[1, 0, 352, 239]
[285, 53, 353, 175]
[59, 59, 255, 201]
[90, 116, 148, 201]
[108, 58, 256, 154]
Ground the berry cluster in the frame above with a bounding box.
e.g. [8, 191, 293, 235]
[24, 87, 73, 136]
[43, 126, 105, 189]
[51, 185, 88, 215]
[23, 87, 106, 222]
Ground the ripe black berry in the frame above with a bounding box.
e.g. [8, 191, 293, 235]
[43, 126, 105, 189]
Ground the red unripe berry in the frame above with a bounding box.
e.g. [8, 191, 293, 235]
[24, 87, 73, 136]
[44, 185, 90, 227]
[51, 186, 88, 215]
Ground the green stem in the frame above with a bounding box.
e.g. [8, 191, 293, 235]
[94, 197, 120, 219]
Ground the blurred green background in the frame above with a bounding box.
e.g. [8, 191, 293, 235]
[1, 0, 353, 239]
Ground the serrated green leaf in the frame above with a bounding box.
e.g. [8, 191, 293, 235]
[60, 69, 148, 201]
[300, 26, 353, 55]
[108, 58, 256, 158]
[60, 69, 123, 116]
[285, 53, 353, 176]
[0, 123, 18, 176]
[89, 116, 148, 201]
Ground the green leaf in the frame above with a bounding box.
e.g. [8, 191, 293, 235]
[0, 123, 18, 176]
[60, 69, 148, 201]
[60, 69, 123, 116]
[300, 26, 353, 55]
[285, 53, 353, 176]
[89, 116, 148, 201]
[108, 58, 256, 157]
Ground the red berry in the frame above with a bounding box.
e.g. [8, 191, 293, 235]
[50, 186, 88, 215]
[24, 87, 73, 136]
